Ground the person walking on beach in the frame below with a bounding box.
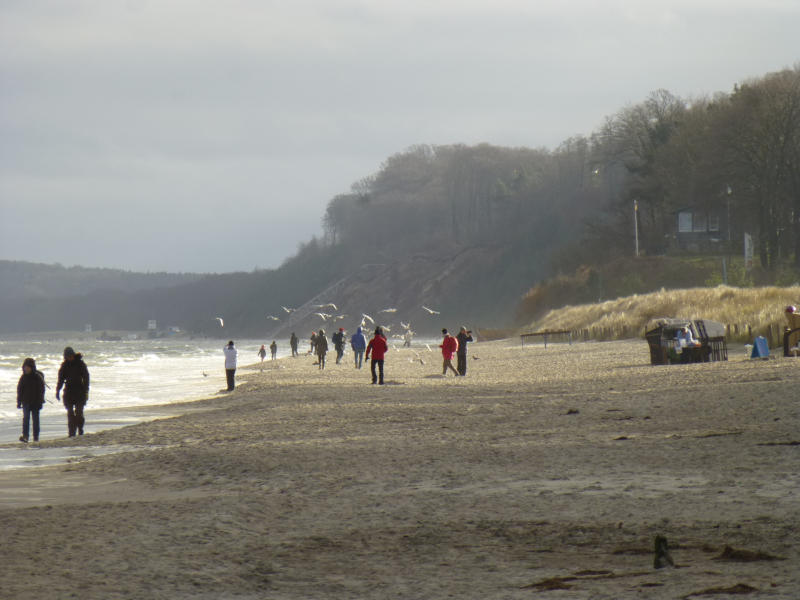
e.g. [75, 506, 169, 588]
[310, 331, 317, 355]
[270, 340, 278, 360]
[440, 329, 459, 376]
[365, 326, 388, 385]
[223, 340, 238, 391]
[258, 344, 267, 363]
[332, 327, 346, 364]
[456, 326, 474, 376]
[350, 326, 367, 369]
[290, 332, 299, 357]
[17, 357, 46, 443]
[56, 347, 90, 437]
[315, 329, 329, 369]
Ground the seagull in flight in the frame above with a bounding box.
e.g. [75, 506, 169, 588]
[400, 321, 411, 330]
[333, 314, 348, 321]
[380, 308, 397, 313]
[425, 344, 433, 352]
[266, 315, 280, 321]
[314, 303, 338, 311]
[215, 317, 224, 327]
[421, 305, 440, 315]
[361, 313, 375, 325]
[281, 306, 296, 314]
[314, 312, 331, 320]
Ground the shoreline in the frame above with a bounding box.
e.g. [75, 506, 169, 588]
[1, 339, 798, 599]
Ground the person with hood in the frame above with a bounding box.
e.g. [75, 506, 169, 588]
[223, 340, 238, 391]
[350, 326, 367, 369]
[332, 327, 346, 364]
[258, 344, 267, 362]
[290, 332, 299, 357]
[315, 329, 329, 369]
[365, 326, 388, 385]
[455, 326, 474, 376]
[17, 357, 46, 443]
[56, 347, 90, 437]
[270, 340, 278, 360]
[439, 329, 459, 376]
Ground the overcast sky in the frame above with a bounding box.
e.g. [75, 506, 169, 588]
[1, 0, 797, 273]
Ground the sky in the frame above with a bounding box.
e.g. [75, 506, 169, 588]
[1, 0, 798, 273]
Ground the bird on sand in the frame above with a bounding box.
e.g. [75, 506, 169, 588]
[380, 308, 397, 313]
[281, 306, 296, 313]
[412, 351, 425, 365]
[314, 303, 338, 311]
[421, 305, 440, 315]
[266, 315, 280, 321]
[215, 317, 224, 327]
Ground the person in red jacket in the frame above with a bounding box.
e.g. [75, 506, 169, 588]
[365, 326, 388, 385]
[440, 328, 459, 376]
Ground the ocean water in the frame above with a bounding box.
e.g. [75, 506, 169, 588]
[0, 337, 279, 449]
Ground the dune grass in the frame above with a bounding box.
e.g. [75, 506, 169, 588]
[527, 285, 800, 343]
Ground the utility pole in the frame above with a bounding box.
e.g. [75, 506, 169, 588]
[634, 199, 639, 257]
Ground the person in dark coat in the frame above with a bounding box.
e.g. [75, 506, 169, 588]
[270, 340, 278, 360]
[332, 328, 346, 364]
[316, 329, 329, 369]
[17, 357, 45, 443]
[56, 346, 90, 437]
[290, 332, 299, 357]
[455, 326, 474, 376]
[309, 332, 317, 355]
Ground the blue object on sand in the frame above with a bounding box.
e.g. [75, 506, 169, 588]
[751, 336, 769, 359]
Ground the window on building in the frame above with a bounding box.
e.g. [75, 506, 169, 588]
[692, 213, 707, 232]
[708, 215, 720, 232]
[678, 211, 692, 233]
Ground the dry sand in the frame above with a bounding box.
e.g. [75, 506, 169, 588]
[0, 339, 798, 599]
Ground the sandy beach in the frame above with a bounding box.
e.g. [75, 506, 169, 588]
[0, 338, 798, 599]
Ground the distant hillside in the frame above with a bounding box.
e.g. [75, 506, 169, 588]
[0, 260, 206, 302]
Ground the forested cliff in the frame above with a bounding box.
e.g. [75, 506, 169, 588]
[2, 66, 799, 336]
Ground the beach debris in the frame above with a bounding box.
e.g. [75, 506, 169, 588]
[713, 545, 785, 562]
[266, 315, 280, 321]
[653, 535, 675, 569]
[681, 583, 758, 598]
[566, 409, 579, 415]
[202, 371, 208, 377]
[757, 440, 800, 446]
[421, 305, 440, 315]
[215, 317, 224, 327]
[281, 305, 296, 313]
[472, 355, 479, 360]
[614, 436, 629, 441]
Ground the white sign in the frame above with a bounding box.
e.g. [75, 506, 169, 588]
[147, 319, 158, 330]
[744, 233, 754, 270]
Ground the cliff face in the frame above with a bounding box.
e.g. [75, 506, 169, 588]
[269, 246, 512, 339]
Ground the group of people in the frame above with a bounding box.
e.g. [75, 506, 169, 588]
[15, 346, 91, 443]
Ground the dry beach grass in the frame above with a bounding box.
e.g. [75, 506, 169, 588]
[0, 338, 798, 599]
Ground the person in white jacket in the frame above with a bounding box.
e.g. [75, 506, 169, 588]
[223, 340, 238, 391]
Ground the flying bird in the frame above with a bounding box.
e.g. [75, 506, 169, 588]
[421, 305, 440, 315]
[215, 317, 224, 327]
[266, 315, 280, 321]
[281, 306, 296, 313]
[333, 314, 348, 321]
[425, 344, 433, 352]
[380, 308, 397, 313]
[361, 313, 375, 325]
[400, 321, 411, 330]
[314, 313, 331, 320]
[314, 303, 338, 311]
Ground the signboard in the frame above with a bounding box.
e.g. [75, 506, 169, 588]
[147, 319, 157, 331]
[744, 233, 754, 270]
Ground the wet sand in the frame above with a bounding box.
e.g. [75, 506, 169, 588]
[0, 339, 798, 599]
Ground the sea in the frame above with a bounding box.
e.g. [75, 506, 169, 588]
[0, 336, 279, 470]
